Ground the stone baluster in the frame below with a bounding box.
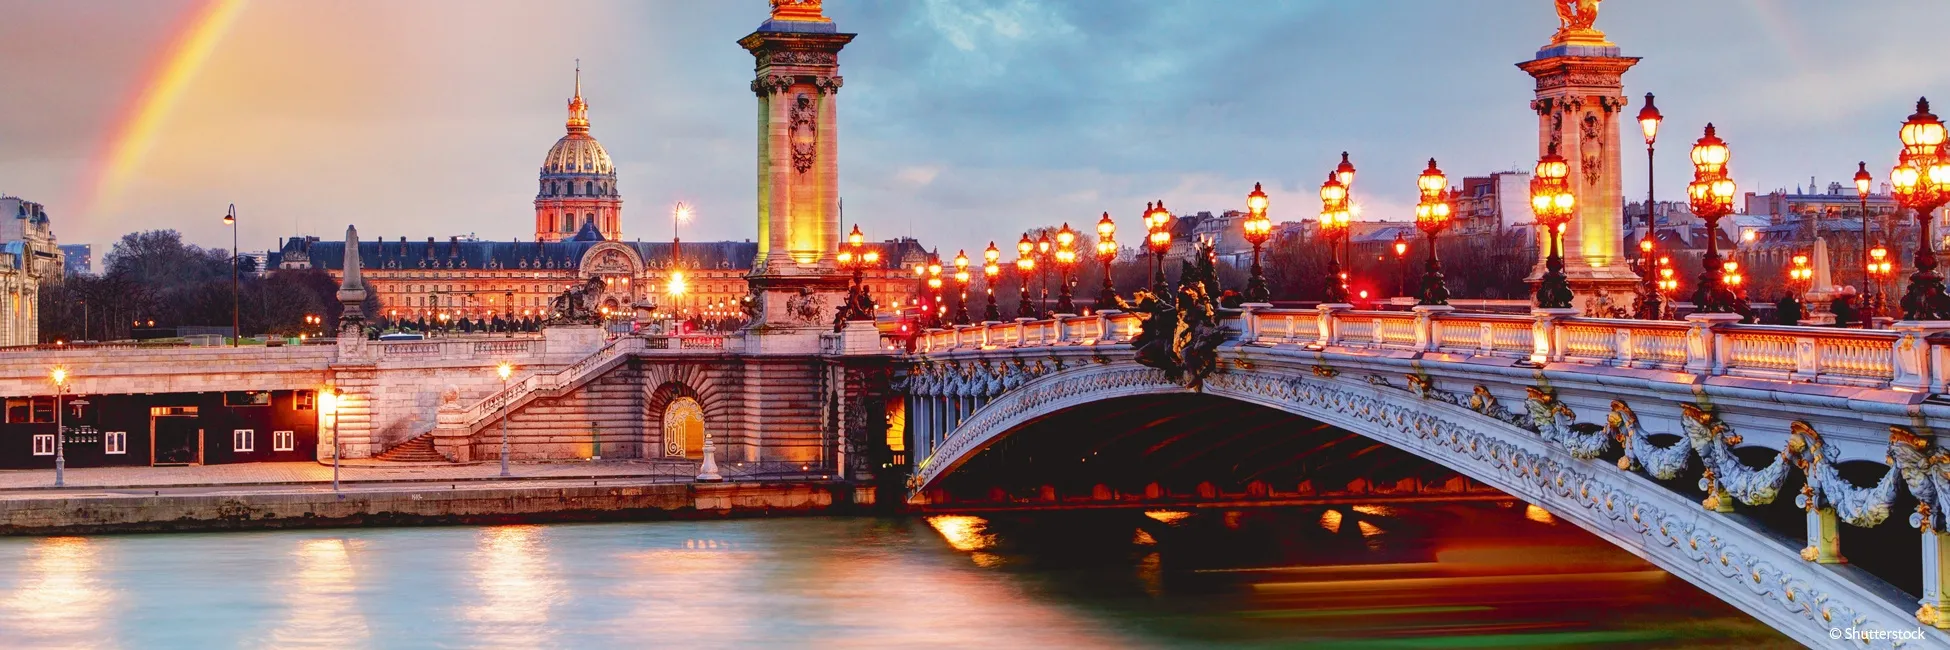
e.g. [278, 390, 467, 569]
[1613, 328, 1634, 367]
[1892, 322, 1946, 392]
[1530, 307, 1577, 365]
[1685, 313, 1740, 375]
[1316, 302, 1350, 347]
[1097, 310, 1119, 343]
[1015, 317, 1031, 347]
[1412, 305, 1453, 352]
[1479, 322, 1495, 356]
[1239, 303, 1269, 344]
[1791, 335, 1819, 383]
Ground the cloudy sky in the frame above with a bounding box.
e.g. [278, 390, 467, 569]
[2, 0, 1946, 257]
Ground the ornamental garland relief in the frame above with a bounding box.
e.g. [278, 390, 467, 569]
[789, 93, 818, 174]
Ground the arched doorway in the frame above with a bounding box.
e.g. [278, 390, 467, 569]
[662, 396, 704, 459]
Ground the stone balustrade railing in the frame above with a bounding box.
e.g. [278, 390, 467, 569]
[915, 304, 1950, 392]
[375, 337, 543, 361]
[645, 334, 728, 351]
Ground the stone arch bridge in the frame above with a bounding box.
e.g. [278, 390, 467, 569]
[894, 306, 1950, 648]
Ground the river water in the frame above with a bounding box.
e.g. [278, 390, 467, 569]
[0, 503, 1792, 649]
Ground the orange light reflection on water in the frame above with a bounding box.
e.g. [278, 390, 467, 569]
[466, 525, 563, 649]
[1, 537, 112, 648]
[264, 538, 370, 649]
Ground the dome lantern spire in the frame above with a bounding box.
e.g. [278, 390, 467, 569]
[566, 60, 589, 134]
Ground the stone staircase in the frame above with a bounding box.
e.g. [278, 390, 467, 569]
[459, 334, 648, 435]
[373, 433, 447, 462]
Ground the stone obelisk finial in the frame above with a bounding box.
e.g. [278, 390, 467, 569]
[336, 225, 368, 324]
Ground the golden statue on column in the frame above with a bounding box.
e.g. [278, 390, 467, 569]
[1550, 0, 1612, 47]
[769, 0, 830, 23]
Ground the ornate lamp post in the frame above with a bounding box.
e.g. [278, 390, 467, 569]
[1034, 232, 1054, 314]
[496, 362, 513, 477]
[1333, 153, 1349, 284]
[1095, 212, 1118, 310]
[911, 261, 929, 326]
[951, 250, 971, 325]
[1414, 159, 1454, 306]
[50, 366, 67, 487]
[1144, 201, 1174, 295]
[1635, 93, 1665, 319]
[1687, 124, 1741, 314]
[1054, 223, 1078, 314]
[837, 225, 878, 323]
[1856, 162, 1875, 327]
[1892, 98, 1950, 320]
[983, 242, 1002, 322]
[1657, 256, 1678, 296]
[1318, 172, 1351, 303]
[223, 204, 240, 346]
[926, 258, 944, 328]
[1016, 235, 1037, 319]
[1015, 254, 1036, 320]
[1392, 232, 1409, 299]
[1869, 245, 1894, 323]
[1243, 183, 1273, 302]
[1530, 146, 1576, 309]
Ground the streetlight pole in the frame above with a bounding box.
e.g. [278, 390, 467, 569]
[1688, 124, 1741, 314]
[983, 243, 1002, 322]
[1243, 183, 1272, 303]
[952, 250, 972, 325]
[1414, 159, 1453, 306]
[223, 204, 239, 346]
[1856, 162, 1875, 327]
[1095, 213, 1119, 311]
[1035, 232, 1053, 315]
[1636, 93, 1664, 319]
[1318, 172, 1350, 304]
[497, 362, 513, 477]
[1054, 223, 1077, 314]
[1144, 201, 1173, 296]
[1016, 235, 1037, 319]
[327, 387, 343, 493]
[51, 367, 67, 487]
[1532, 146, 1576, 309]
[1892, 98, 1950, 321]
[1392, 232, 1409, 299]
[1336, 153, 1358, 299]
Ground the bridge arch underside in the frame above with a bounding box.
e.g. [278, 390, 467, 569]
[930, 394, 1504, 507]
[911, 366, 1937, 647]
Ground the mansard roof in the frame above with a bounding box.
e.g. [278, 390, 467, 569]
[277, 235, 929, 273]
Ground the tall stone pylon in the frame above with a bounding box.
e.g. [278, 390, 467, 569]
[335, 225, 370, 359]
[1517, 1, 1641, 316]
[737, 0, 855, 353]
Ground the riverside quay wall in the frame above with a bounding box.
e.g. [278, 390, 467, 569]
[0, 481, 870, 535]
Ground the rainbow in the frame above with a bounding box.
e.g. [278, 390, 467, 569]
[85, 0, 246, 216]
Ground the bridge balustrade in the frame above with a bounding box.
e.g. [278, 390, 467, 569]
[915, 306, 1950, 392]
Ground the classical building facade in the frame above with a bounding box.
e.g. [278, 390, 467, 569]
[0, 196, 61, 346]
[275, 73, 921, 321]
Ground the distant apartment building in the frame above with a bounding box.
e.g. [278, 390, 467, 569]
[1452, 171, 1532, 235]
[59, 244, 91, 276]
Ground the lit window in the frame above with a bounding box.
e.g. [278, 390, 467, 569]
[233, 429, 255, 452]
[273, 431, 295, 451]
[32, 434, 54, 456]
[105, 431, 126, 455]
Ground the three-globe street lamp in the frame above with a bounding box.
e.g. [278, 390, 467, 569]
[1636, 93, 1665, 319]
[1015, 253, 1036, 320]
[496, 362, 513, 477]
[1336, 153, 1358, 289]
[1144, 201, 1174, 295]
[926, 257, 944, 329]
[1095, 213, 1119, 311]
[1054, 223, 1078, 314]
[983, 242, 1002, 322]
[1869, 244, 1895, 321]
[1243, 182, 1273, 303]
[50, 366, 67, 487]
[1035, 232, 1054, 314]
[1892, 98, 1950, 320]
[1855, 162, 1875, 328]
[1318, 172, 1351, 304]
[1016, 235, 1037, 319]
[1531, 146, 1576, 309]
[837, 225, 880, 323]
[223, 204, 240, 346]
[952, 250, 972, 325]
[1688, 124, 1741, 314]
[1414, 159, 1454, 306]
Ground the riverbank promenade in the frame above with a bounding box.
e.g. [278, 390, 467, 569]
[0, 459, 708, 494]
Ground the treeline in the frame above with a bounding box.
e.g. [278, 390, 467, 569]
[37, 230, 374, 342]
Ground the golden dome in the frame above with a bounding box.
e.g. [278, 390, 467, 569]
[543, 133, 614, 175]
[541, 64, 615, 176]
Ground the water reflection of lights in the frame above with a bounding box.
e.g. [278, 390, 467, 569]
[1132, 529, 1157, 546]
[1319, 509, 1343, 533]
[1349, 504, 1396, 517]
[2, 537, 111, 647]
[267, 538, 370, 649]
[467, 526, 563, 648]
[927, 515, 995, 552]
[1142, 510, 1190, 525]
[1524, 504, 1556, 524]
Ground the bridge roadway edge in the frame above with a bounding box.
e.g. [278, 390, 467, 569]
[906, 347, 1942, 648]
